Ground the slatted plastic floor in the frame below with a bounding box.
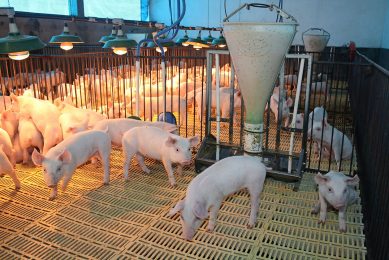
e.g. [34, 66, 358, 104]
[0, 147, 365, 259]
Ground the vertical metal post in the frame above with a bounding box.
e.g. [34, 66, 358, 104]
[215, 54, 221, 161]
[288, 58, 305, 173]
[135, 60, 140, 116]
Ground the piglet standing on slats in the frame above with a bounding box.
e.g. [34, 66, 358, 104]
[169, 156, 267, 241]
[32, 129, 111, 200]
[122, 126, 199, 186]
[312, 171, 359, 232]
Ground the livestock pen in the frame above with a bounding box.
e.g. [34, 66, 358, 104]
[0, 46, 370, 259]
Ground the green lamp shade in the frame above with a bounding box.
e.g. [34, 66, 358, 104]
[202, 35, 215, 44]
[49, 33, 83, 44]
[176, 35, 189, 44]
[102, 36, 137, 49]
[212, 35, 227, 47]
[186, 36, 209, 48]
[147, 40, 175, 48]
[99, 35, 116, 44]
[0, 33, 46, 54]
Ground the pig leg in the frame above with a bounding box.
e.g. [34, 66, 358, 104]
[9, 152, 16, 168]
[247, 185, 262, 229]
[338, 207, 347, 232]
[161, 158, 176, 186]
[22, 148, 30, 165]
[318, 192, 327, 224]
[135, 153, 150, 174]
[207, 201, 222, 232]
[176, 164, 183, 176]
[49, 186, 58, 201]
[284, 116, 290, 128]
[311, 201, 321, 214]
[99, 149, 111, 185]
[61, 171, 73, 192]
[7, 169, 21, 190]
[123, 147, 136, 181]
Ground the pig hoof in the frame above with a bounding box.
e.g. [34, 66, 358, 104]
[339, 227, 346, 233]
[170, 182, 177, 187]
[311, 209, 319, 215]
[103, 182, 109, 186]
[48, 197, 56, 201]
[14, 186, 21, 191]
[318, 220, 326, 225]
[247, 223, 254, 229]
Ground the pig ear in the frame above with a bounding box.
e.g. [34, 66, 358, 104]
[168, 199, 185, 217]
[31, 149, 45, 166]
[188, 136, 200, 147]
[286, 97, 293, 107]
[193, 201, 208, 219]
[346, 175, 359, 186]
[314, 173, 329, 185]
[58, 149, 72, 164]
[166, 136, 177, 147]
[236, 90, 241, 97]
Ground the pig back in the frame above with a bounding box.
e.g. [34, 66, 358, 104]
[191, 156, 266, 197]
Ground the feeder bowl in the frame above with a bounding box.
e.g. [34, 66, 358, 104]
[158, 112, 177, 125]
[302, 28, 330, 52]
[128, 115, 142, 120]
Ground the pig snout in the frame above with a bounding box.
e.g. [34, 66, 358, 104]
[48, 184, 56, 188]
[182, 227, 196, 241]
[333, 203, 345, 210]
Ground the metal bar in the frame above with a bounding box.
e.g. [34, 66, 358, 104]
[288, 57, 305, 173]
[215, 54, 221, 161]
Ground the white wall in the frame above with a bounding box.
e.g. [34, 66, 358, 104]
[381, 4, 389, 49]
[150, 0, 388, 48]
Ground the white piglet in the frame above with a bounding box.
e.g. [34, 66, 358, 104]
[312, 171, 359, 232]
[0, 144, 20, 190]
[311, 120, 352, 167]
[269, 95, 293, 127]
[31, 129, 111, 200]
[168, 156, 267, 241]
[122, 126, 199, 186]
[0, 128, 15, 167]
[18, 114, 44, 164]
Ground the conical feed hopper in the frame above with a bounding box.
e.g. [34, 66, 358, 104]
[223, 22, 297, 154]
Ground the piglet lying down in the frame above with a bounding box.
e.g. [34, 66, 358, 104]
[32, 129, 111, 200]
[168, 156, 267, 241]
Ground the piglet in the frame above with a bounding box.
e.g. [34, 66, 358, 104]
[168, 156, 266, 241]
[122, 126, 199, 186]
[18, 114, 44, 164]
[290, 113, 304, 130]
[269, 95, 293, 127]
[0, 144, 20, 190]
[0, 128, 15, 167]
[312, 171, 359, 232]
[193, 88, 241, 121]
[1, 110, 19, 140]
[31, 129, 111, 200]
[310, 120, 352, 167]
